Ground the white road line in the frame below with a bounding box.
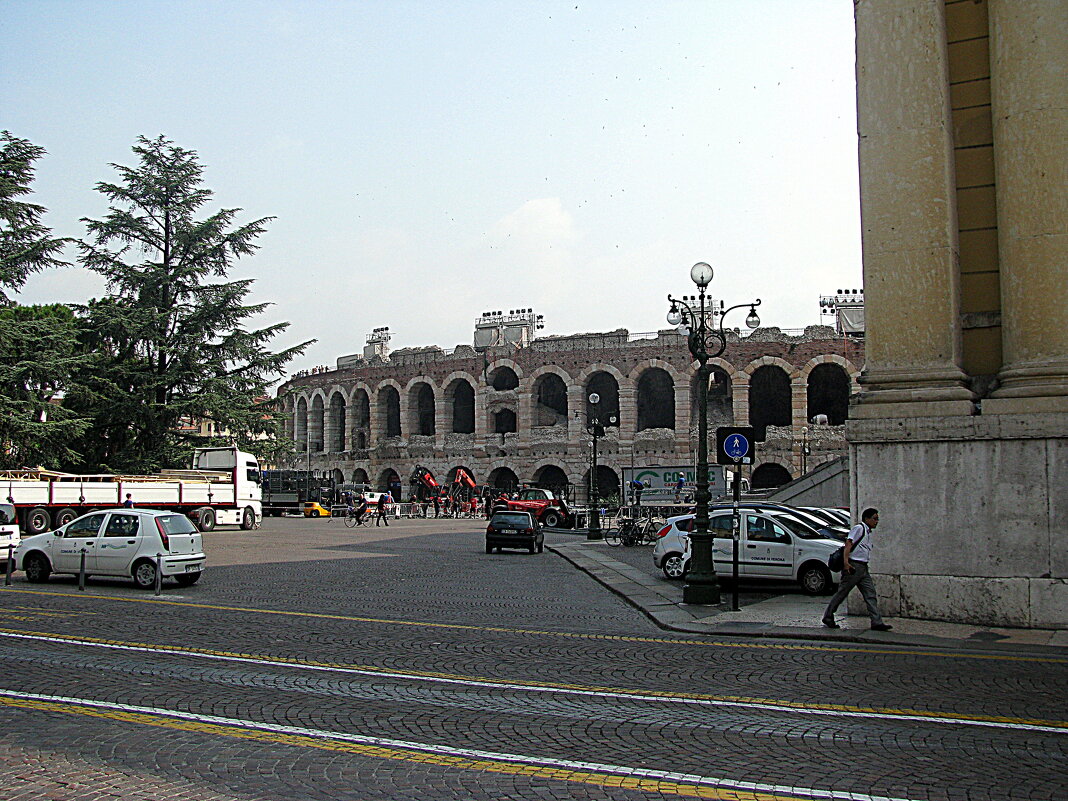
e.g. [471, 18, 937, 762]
[2, 630, 1065, 735]
[0, 687, 919, 801]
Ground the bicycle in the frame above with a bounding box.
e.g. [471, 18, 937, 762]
[344, 506, 367, 528]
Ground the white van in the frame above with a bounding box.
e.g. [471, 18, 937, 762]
[14, 508, 205, 589]
[652, 509, 842, 594]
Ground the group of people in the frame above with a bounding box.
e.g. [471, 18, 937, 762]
[344, 491, 394, 527]
[408, 493, 481, 518]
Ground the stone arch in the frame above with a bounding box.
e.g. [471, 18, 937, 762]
[492, 406, 517, 433]
[689, 358, 737, 432]
[377, 467, 401, 495]
[751, 462, 793, 490]
[331, 468, 345, 486]
[806, 361, 852, 425]
[349, 385, 371, 448]
[407, 380, 436, 435]
[294, 395, 308, 448]
[583, 369, 621, 428]
[377, 383, 402, 438]
[532, 463, 570, 496]
[327, 390, 347, 452]
[309, 393, 325, 452]
[582, 464, 620, 505]
[443, 375, 476, 434]
[486, 466, 519, 493]
[635, 366, 676, 431]
[748, 364, 792, 440]
[531, 369, 569, 427]
[487, 362, 520, 390]
[351, 468, 369, 485]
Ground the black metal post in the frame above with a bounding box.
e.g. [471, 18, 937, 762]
[154, 552, 163, 596]
[5, 545, 13, 586]
[78, 548, 87, 591]
[588, 427, 601, 540]
[732, 457, 742, 611]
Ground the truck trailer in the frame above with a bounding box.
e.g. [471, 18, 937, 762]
[1, 446, 263, 535]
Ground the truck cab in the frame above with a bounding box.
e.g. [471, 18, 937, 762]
[496, 488, 571, 528]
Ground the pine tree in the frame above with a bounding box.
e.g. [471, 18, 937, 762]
[72, 135, 311, 472]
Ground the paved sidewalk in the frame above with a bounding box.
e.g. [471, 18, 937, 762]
[548, 538, 1068, 655]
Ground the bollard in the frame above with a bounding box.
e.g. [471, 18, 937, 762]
[78, 548, 87, 591]
[154, 552, 163, 596]
[4, 544, 12, 586]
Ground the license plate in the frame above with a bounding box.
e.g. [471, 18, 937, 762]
[185, 565, 201, 573]
[499, 529, 516, 534]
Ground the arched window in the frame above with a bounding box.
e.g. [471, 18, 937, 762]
[409, 382, 435, 435]
[585, 465, 619, 505]
[533, 373, 568, 426]
[379, 386, 401, 438]
[351, 468, 369, 485]
[585, 371, 620, 428]
[327, 392, 346, 452]
[690, 368, 734, 434]
[294, 397, 308, 449]
[533, 465, 569, 497]
[351, 389, 370, 451]
[636, 368, 675, 431]
[748, 365, 791, 440]
[489, 366, 519, 390]
[807, 363, 851, 425]
[449, 380, 475, 434]
[309, 395, 325, 452]
[378, 468, 400, 494]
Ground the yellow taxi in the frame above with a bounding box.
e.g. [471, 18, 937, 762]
[303, 502, 331, 518]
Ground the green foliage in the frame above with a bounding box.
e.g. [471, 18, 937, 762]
[0, 132, 68, 301]
[70, 135, 311, 472]
[0, 303, 90, 469]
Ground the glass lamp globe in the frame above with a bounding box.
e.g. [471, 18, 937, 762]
[745, 307, 761, 329]
[690, 261, 714, 288]
[588, 392, 600, 405]
[666, 307, 683, 326]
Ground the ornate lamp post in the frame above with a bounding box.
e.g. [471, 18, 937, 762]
[586, 392, 613, 541]
[668, 262, 760, 604]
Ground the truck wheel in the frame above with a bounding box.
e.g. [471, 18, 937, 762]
[542, 510, 561, 528]
[25, 507, 52, 535]
[240, 507, 256, 530]
[24, 553, 51, 583]
[54, 508, 79, 528]
[195, 508, 216, 532]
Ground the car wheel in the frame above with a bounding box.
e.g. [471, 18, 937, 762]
[310, 510, 320, 518]
[23, 553, 51, 583]
[542, 511, 561, 528]
[486, 543, 493, 554]
[196, 507, 217, 532]
[133, 560, 157, 590]
[537, 541, 544, 554]
[662, 553, 687, 580]
[54, 507, 79, 528]
[240, 507, 256, 530]
[25, 507, 51, 535]
[528, 544, 536, 554]
[174, 571, 201, 587]
[799, 563, 833, 595]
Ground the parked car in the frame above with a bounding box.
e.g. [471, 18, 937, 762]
[651, 509, 842, 594]
[303, 501, 332, 518]
[801, 506, 852, 527]
[710, 501, 848, 541]
[14, 508, 206, 589]
[486, 511, 544, 554]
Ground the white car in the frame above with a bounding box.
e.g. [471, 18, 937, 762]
[14, 508, 206, 589]
[651, 509, 842, 594]
[0, 504, 20, 568]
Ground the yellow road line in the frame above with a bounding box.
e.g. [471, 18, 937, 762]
[0, 693, 866, 801]
[4, 628, 1066, 733]
[1, 586, 1064, 664]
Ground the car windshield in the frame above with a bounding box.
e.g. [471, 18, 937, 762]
[0, 504, 15, 525]
[491, 514, 532, 527]
[157, 514, 199, 535]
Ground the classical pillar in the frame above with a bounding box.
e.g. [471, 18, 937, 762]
[985, 0, 1068, 413]
[851, 0, 976, 418]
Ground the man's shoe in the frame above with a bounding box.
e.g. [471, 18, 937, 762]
[871, 623, 893, 631]
[822, 618, 840, 629]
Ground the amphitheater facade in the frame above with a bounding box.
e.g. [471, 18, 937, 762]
[277, 325, 864, 502]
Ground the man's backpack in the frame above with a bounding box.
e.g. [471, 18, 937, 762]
[828, 526, 866, 572]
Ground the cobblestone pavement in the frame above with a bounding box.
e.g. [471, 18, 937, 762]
[0, 517, 1066, 800]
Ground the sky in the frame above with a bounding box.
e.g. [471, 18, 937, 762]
[3, 0, 862, 376]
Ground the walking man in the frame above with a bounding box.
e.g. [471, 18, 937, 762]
[822, 508, 892, 631]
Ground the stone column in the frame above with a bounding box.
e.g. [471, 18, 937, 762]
[985, 0, 1068, 413]
[474, 387, 488, 444]
[323, 395, 339, 453]
[567, 383, 585, 450]
[851, 0, 976, 418]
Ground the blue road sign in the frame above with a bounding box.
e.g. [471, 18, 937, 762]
[723, 433, 750, 461]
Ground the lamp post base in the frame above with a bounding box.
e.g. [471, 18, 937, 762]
[682, 579, 721, 605]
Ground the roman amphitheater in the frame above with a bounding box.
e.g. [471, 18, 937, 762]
[277, 316, 864, 502]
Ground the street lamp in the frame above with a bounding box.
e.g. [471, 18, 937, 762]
[668, 262, 761, 605]
[586, 392, 611, 541]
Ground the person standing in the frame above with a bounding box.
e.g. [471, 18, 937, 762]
[822, 508, 892, 631]
[674, 476, 685, 503]
[375, 492, 392, 527]
[432, 494, 440, 518]
[123, 493, 135, 508]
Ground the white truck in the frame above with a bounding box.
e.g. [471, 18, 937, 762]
[0, 446, 262, 536]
